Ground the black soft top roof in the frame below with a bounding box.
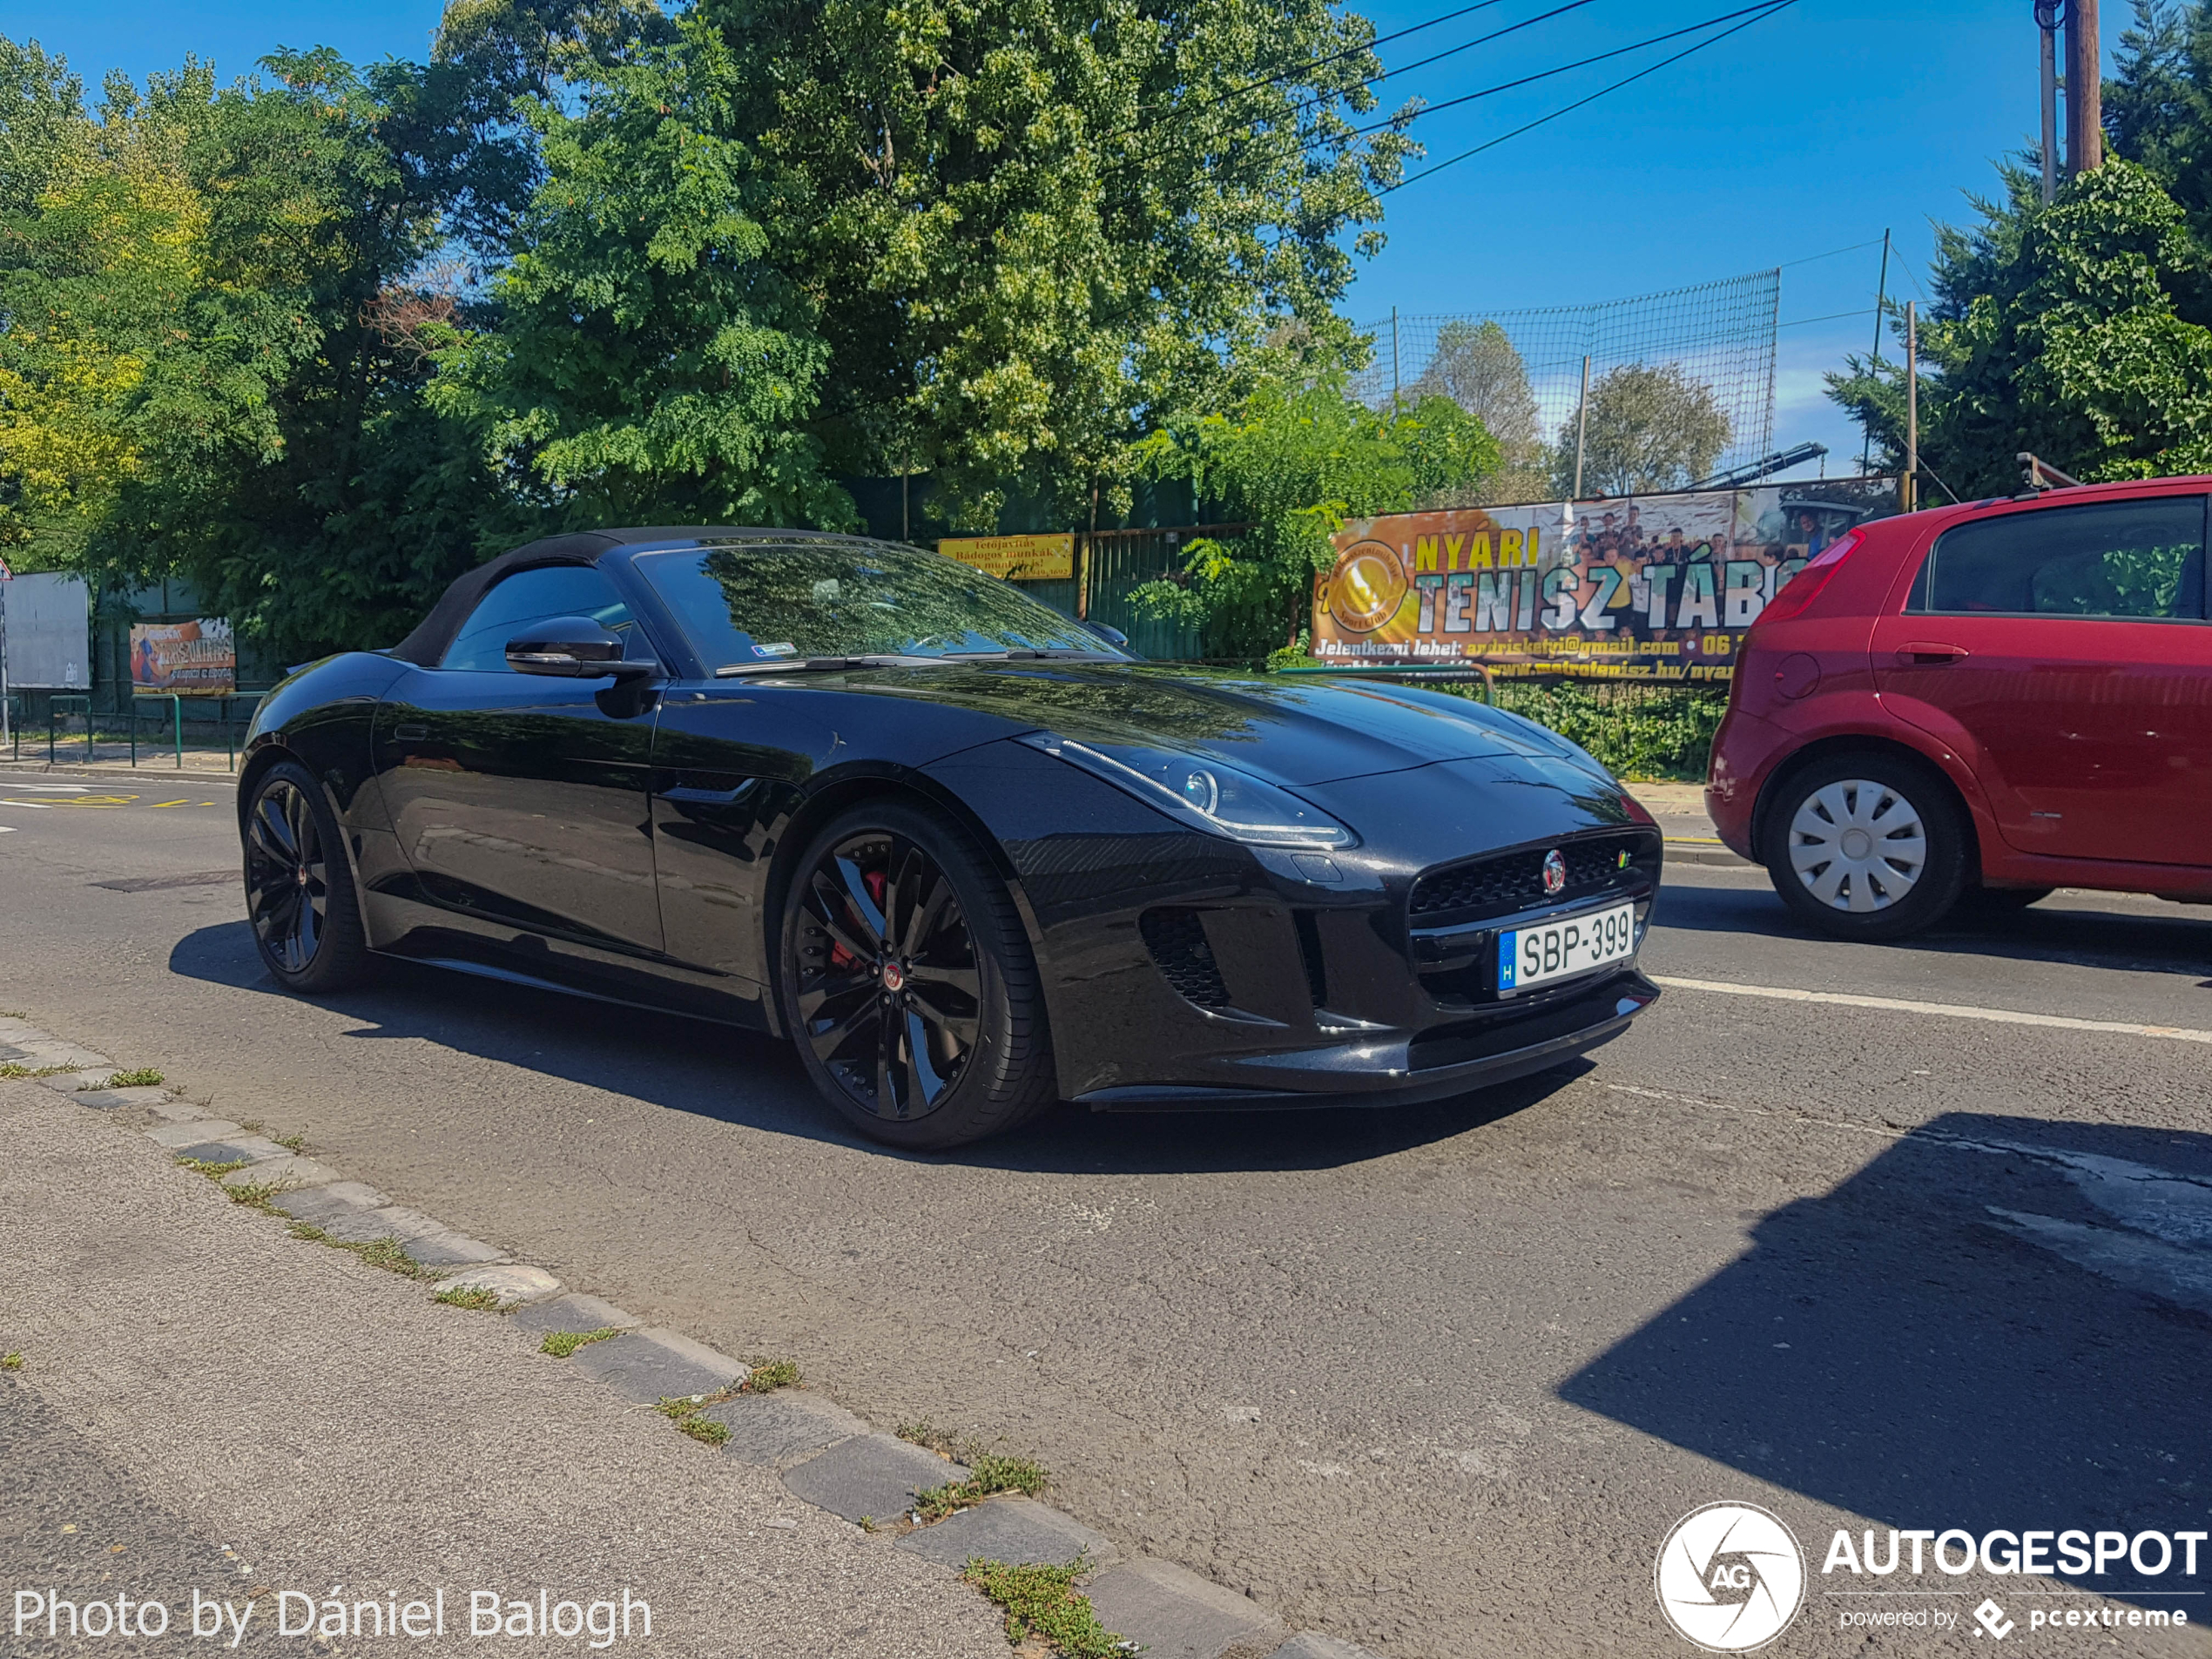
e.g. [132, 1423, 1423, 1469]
[388, 526, 893, 666]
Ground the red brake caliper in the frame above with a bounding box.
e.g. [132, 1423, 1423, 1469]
[826, 865, 890, 973]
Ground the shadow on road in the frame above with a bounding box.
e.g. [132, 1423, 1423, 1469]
[1559, 1110, 2212, 1609]
[1657, 873, 2212, 981]
[167, 920, 1579, 1176]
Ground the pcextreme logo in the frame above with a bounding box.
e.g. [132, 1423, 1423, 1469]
[1655, 1502, 1808, 1652]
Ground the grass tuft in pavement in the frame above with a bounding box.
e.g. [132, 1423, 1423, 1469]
[960, 1557, 1128, 1658]
[432, 1285, 506, 1312]
[540, 1327, 619, 1358]
[655, 1393, 734, 1447]
[0, 1062, 70, 1079]
[0, 1352, 21, 1371]
[91, 1068, 163, 1089]
[742, 1358, 801, 1393]
[177, 1156, 251, 1178]
[271, 1130, 307, 1153]
[286, 1222, 435, 1280]
[913, 1454, 1051, 1522]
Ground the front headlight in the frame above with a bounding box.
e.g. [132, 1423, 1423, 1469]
[1018, 734, 1356, 849]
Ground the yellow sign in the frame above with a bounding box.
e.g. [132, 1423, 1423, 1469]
[937, 533, 1075, 581]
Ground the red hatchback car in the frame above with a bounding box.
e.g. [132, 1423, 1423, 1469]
[1707, 475, 2212, 939]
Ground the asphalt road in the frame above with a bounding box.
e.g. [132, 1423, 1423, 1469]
[3, 767, 2209, 1657]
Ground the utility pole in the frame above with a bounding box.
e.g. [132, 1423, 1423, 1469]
[1862, 229, 1890, 476]
[1391, 307, 1401, 407]
[2066, 0, 2101, 175]
[0, 556, 10, 754]
[1572, 354, 1592, 500]
[2037, 1, 2062, 201]
[1903, 301, 1919, 514]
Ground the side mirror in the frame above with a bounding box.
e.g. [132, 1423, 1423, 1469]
[1082, 619, 1130, 650]
[505, 618, 656, 683]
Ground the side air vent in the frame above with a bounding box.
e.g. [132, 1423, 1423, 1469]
[1139, 907, 1231, 1009]
[1291, 910, 1328, 1008]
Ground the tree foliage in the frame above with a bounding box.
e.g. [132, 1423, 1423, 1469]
[0, 0, 1413, 659]
[1406, 319, 1548, 502]
[1831, 160, 2212, 498]
[432, 21, 853, 532]
[1828, 10, 2212, 497]
[1128, 352, 1499, 658]
[705, 0, 1413, 530]
[1551, 362, 1731, 498]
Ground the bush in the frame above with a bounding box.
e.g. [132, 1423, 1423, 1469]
[1457, 681, 1729, 782]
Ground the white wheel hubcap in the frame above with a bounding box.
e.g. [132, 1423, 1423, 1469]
[1788, 779, 1928, 913]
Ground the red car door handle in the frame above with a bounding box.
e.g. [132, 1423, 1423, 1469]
[1897, 642, 1969, 664]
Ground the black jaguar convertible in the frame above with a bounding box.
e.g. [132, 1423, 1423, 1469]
[239, 527, 1662, 1148]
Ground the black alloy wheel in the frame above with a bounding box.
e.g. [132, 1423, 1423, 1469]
[242, 760, 372, 992]
[780, 803, 1056, 1149]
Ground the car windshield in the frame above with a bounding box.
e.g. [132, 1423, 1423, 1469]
[634, 543, 1120, 670]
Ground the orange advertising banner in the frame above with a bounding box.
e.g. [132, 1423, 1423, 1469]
[1312, 481, 1895, 682]
[129, 618, 235, 696]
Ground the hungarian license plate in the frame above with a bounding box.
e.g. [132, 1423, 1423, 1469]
[1498, 902, 1636, 994]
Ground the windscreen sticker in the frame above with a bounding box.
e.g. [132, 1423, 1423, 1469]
[752, 642, 799, 658]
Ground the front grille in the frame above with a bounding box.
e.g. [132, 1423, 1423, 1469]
[1408, 829, 1661, 923]
[1139, 907, 1231, 1009]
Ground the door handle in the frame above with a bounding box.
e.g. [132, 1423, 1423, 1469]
[1897, 642, 1969, 665]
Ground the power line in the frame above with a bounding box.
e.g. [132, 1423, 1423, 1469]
[1359, 0, 1606, 101]
[1777, 307, 1876, 328]
[1776, 236, 1888, 270]
[1379, 0, 1798, 193]
[1352, 0, 1794, 138]
[1097, 0, 1611, 184]
[1100, 0, 1519, 156]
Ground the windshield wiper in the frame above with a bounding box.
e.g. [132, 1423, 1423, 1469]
[713, 654, 939, 677]
[941, 648, 1116, 661]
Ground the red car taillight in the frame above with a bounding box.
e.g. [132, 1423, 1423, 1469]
[1754, 528, 1864, 629]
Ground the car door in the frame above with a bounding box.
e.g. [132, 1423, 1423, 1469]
[372, 563, 666, 965]
[1871, 492, 2212, 864]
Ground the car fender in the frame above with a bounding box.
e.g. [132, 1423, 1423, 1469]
[1748, 688, 2003, 866]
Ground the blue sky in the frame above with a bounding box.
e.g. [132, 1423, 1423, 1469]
[7, 0, 2093, 476]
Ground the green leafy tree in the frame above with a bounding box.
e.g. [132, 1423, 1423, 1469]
[0, 48, 192, 566]
[2106, 0, 2212, 243]
[701, 0, 1413, 531]
[1552, 362, 1731, 498]
[1406, 319, 1548, 502]
[84, 48, 533, 657]
[1128, 357, 1497, 658]
[431, 20, 853, 534]
[1831, 160, 2212, 497]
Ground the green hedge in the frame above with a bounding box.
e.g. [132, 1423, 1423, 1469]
[1444, 680, 1730, 783]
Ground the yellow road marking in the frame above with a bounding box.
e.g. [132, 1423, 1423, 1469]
[151, 799, 189, 808]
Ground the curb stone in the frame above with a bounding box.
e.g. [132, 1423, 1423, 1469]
[9, 1014, 1391, 1658]
[894, 1494, 1117, 1570]
[700, 1386, 870, 1469]
[1084, 1558, 1287, 1659]
[433, 1264, 563, 1307]
[781, 1433, 967, 1525]
[570, 1327, 747, 1403]
[510, 1291, 641, 1338]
